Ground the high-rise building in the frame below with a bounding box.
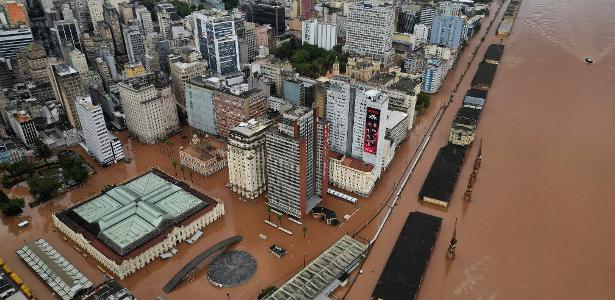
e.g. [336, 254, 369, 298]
[350, 88, 388, 178]
[242, 21, 256, 63]
[52, 19, 83, 54]
[419, 5, 438, 27]
[265, 106, 328, 219]
[123, 24, 145, 64]
[345, 1, 395, 61]
[240, 2, 285, 36]
[16, 42, 48, 83]
[87, 0, 104, 32]
[49, 63, 87, 128]
[300, 0, 314, 19]
[156, 3, 180, 40]
[185, 75, 218, 135]
[118, 2, 134, 23]
[193, 10, 240, 76]
[69, 48, 88, 74]
[421, 58, 446, 93]
[227, 118, 271, 199]
[213, 83, 267, 137]
[103, 2, 125, 56]
[76, 96, 124, 165]
[135, 5, 153, 33]
[170, 60, 205, 112]
[301, 19, 337, 50]
[0, 27, 34, 60]
[413, 23, 430, 45]
[439, 1, 463, 17]
[260, 59, 293, 97]
[118, 73, 180, 144]
[325, 76, 354, 155]
[396, 7, 417, 34]
[69, 0, 91, 32]
[8, 112, 39, 148]
[430, 15, 464, 49]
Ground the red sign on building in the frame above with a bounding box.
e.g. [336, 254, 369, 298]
[364, 107, 380, 154]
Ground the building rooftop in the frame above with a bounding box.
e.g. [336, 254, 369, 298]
[453, 106, 481, 127]
[418, 144, 467, 204]
[12, 112, 31, 123]
[372, 212, 442, 300]
[267, 235, 367, 300]
[181, 136, 226, 162]
[230, 118, 272, 138]
[331, 152, 374, 172]
[484, 44, 505, 62]
[76, 280, 135, 300]
[16, 239, 93, 300]
[56, 169, 215, 260]
[53, 63, 78, 77]
[389, 77, 421, 94]
[386, 110, 408, 129]
[368, 72, 396, 86]
[466, 88, 488, 100]
[472, 62, 497, 88]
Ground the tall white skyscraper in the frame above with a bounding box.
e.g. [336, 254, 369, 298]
[345, 1, 395, 61]
[302, 19, 337, 50]
[76, 96, 124, 165]
[351, 88, 388, 179]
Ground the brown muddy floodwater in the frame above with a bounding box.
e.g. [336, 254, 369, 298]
[346, 0, 615, 299]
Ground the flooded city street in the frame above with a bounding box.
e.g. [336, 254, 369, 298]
[1, 0, 614, 299]
[346, 0, 615, 299]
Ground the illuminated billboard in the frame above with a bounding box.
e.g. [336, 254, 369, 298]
[364, 107, 381, 154]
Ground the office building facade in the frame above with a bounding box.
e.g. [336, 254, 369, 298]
[194, 11, 240, 76]
[345, 1, 395, 61]
[227, 118, 271, 199]
[118, 74, 180, 144]
[301, 19, 337, 51]
[430, 15, 464, 49]
[76, 96, 124, 165]
[266, 106, 326, 219]
[241, 2, 285, 36]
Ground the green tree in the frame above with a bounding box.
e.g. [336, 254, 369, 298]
[27, 174, 60, 202]
[266, 206, 272, 222]
[0, 190, 9, 203]
[223, 0, 238, 10]
[172, 159, 177, 175]
[34, 138, 52, 161]
[416, 93, 432, 112]
[189, 170, 194, 182]
[0, 197, 25, 216]
[60, 156, 88, 184]
[170, 0, 196, 17]
[302, 226, 308, 238]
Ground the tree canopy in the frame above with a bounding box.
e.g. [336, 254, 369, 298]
[60, 156, 88, 185]
[276, 39, 348, 78]
[27, 174, 59, 202]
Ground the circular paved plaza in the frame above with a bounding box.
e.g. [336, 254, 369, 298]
[207, 251, 257, 288]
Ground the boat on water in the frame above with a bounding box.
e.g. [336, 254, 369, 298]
[585, 56, 594, 64]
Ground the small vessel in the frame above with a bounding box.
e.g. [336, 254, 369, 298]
[585, 56, 594, 64]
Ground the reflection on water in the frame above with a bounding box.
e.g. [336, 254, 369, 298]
[523, 0, 615, 61]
